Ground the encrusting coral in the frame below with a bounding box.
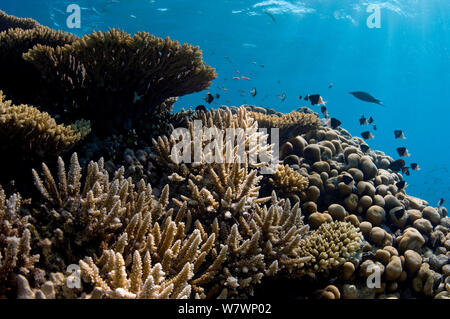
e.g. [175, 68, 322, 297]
[23, 29, 217, 135]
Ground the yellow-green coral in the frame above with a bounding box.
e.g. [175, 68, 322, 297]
[269, 164, 309, 202]
[0, 93, 91, 158]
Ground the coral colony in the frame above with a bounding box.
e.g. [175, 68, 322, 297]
[0, 10, 449, 300]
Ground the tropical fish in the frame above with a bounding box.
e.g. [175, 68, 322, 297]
[321, 106, 329, 118]
[298, 95, 302, 100]
[389, 159, 406, 172]
[360, 144, 370, 153]
[359, 115, 368, 125]
[327, 118, 341, 129]
[394, 130, 406, 139]
[410, 163, 420, 171]
[397, 147, 410, 157]
[215, 93, 220, 99]
[396, 181, 407, 190]
[438, 198, 444, 208]
[402, 167, 411, 176]
[195, 105, 207, 112]
[241, 76, 251, 80]
[308, 94, 325, 106]
[236, 70, 240, 74]
[233, 76, 240, 80]
[277, 93, 286, 102]
[361, 131, 374, 140]
[304, 95, 309, 101]
[328, 82, 334, 89]
[349, 91, 383, 106]
[203, 93, 214, 104]
[250, 88, 257, 97]
[368, 116, 374, 124]
[373, 125, 377, 131]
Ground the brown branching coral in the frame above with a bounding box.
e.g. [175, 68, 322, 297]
[0, 93, 90, 158]
[269, 164, 309, 202]
[249, 110, 321, 142]
[0, 26, 77, 106]
[0, 10, 40, 32]
[296, 221, 363, 277]
[23, 29, 217, 135]
[0, 189, 39, 298]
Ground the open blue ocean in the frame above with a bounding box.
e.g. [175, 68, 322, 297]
[1, 0, 449, 205]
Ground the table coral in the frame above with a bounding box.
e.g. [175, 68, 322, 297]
[0, 10, 40, 32]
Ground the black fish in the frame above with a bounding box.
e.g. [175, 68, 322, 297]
[397, 147, 410, 157]
[349, 91, 384, 106]
[251, 88, 257, 97]
[360, 144, 370, 153]
[298, 95, 302, 100]
[396, 181, 406, 190]
[394, 130, 406, 139]
[327, 118, 341, 129]
[308, 94, 325, 106]
[320, 106, 329, 118]
[195, 105, 207, 112]
[394, 208, 405, 219]
[368, 116, 374, 124]
[389, 159, 406, 172]
[402, 167, 410, 176]
[373, 125, 377, 131]
[361, 131, 374, 140]
[215, 93, 220, 99]
[203, 93, 214, 104]
[304, 95, 309, 101]
[263, 10, 276, 23]
[438, 198, 444, 207]
[410, 163, 420, 171]
[342, 175, 353, 185]
[328, 82, 333, 89]
[359, 115, 368, 125]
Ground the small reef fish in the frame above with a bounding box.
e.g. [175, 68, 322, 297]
[233, 77, 240, 80]
[349, 91, 384, 106]
[236, 70, 240, 74]
[328, 82, 333, 89]
[402, 167, 411, 176]
[130, 14, 137, 18]
[389, 159, 406, 172]
[308, 94, 325, 106]
[203, 93, 214, 104]
[250, 88, 257, 97]
[373, 125, 377, 131]
[368, 116, 374, 124]
[397, 147, 410, 157]
[298, 95, 302, 100]
[410, 163, 420, 171]
[215, 93, 220, 99]
[327, 118, 341, 129]
[396, 181, 407, 190]
[360, 144, 370, 153]
[195, 105, 207, 112]
[304, 95, 309, 101]
[320, 106, 329, 118]
[359, 115, 368, 125]
[438, 198, 444, 208]
[260, 64, 265, 68]
[241, 76, 251, 80]
[394, 130, 406, 139]
[277, 93, 286, 102]
[361, 131, 374, 140]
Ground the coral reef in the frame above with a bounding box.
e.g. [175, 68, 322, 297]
[0, 10, 40, 32]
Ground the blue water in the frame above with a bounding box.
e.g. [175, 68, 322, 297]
[1, 0, 449, 206]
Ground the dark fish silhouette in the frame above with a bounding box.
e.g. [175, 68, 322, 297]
[373, 125, 377, 131]
[215, 93, 220, 99]
[397, 147, 410, 157]
[321, 106, 329, 118]
[251, 88, 257, 97]
[203, 93, 214, 104]
[361, 131, 374, 140]
[342, 175, 353, 185]
[394, 130, 406, 139]
[410, 163, 420, 171]
[360, 144, 370, 153]
[304, 95, 309, 101]
[349, 91, 383, 106]
[328, 82, 333, 89]
[389, 159, 406, 172]
[359, 115, 368, 125]
[396, 181, 406, 190]
[327, 118, 341, 129]
[308, 94, 325, 106]
[298, 95, 302, 100]
[263, 10, 276, 23]
[277, 93, 286, 101]
[438, 198, 444, 207]
[403, 167, 410, 176]
[195, 105, 207, 112]
[368, 116, 374, 124]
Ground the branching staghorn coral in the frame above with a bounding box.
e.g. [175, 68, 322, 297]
[23, 29, 217, 135]
[0, 25, 77, 106]
[0, 189, 39, 298]
[296, 221, 363, 277]
[0, 92, 90, 159]
[0, 10, 40, 32]
[269, 164, 309, 202]
[151, 106, 273, 223]
[249, 110, 321, 142]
